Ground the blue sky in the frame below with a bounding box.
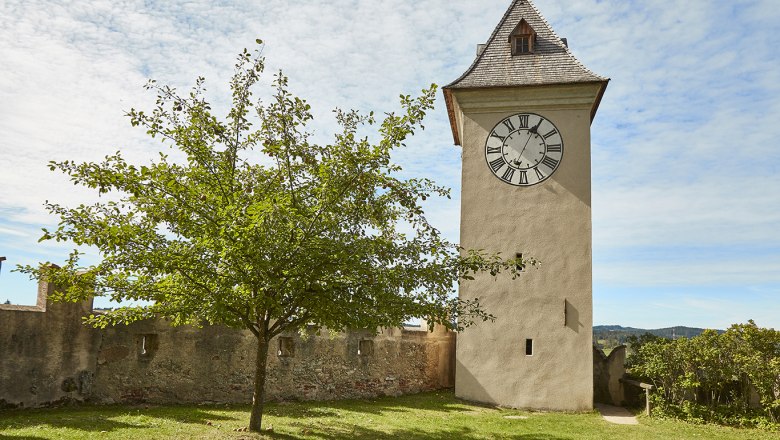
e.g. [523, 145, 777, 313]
[1, 0, 779, 330]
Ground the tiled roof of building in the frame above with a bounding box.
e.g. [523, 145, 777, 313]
[445, 0, 607, 89]
[443, 0, 608, 145]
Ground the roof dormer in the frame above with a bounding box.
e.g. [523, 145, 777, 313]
[509, 19, 536, 55]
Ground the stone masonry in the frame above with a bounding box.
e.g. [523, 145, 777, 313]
[0, 280, 455, 408]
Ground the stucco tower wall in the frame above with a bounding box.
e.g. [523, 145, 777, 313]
[454, 83, 600, 411]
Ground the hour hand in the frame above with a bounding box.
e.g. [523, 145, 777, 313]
[529, 120, 543, 134]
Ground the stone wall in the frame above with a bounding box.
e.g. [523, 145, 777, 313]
[0, 282, 100, 409]
[0, 280, 455, 408]
[592, 345, 626, 406]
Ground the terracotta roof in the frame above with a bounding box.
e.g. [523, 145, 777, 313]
[445, 0, 607, 89]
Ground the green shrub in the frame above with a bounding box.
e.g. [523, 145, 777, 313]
[628, 320, 780, 428]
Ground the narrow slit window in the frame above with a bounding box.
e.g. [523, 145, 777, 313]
[278, 337, 294, 357]
[525, 338, 533, 356]
[138, 334, 159, 358]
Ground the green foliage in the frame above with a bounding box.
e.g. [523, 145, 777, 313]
[624, 332, 667, 368]
[626, 332, 665, 351]
[16, 44, 533, 431]
[729, 322, 780, 422]
[628, 320, 780, 428]
[20, 46, 528, 335]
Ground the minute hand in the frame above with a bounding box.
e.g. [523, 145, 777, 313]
[516, 130, 535, 163]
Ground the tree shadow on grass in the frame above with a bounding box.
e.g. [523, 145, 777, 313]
[0, 405, 236, 434]
[0, 392, 579, 439]
[265, 391, 490, 419]
[266, 423, 570, 440]
[0, 435, 50, 440]
[0, 406, 572, 440]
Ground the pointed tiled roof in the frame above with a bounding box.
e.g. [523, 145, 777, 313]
[446, 0, 607, 89]
[443, 0, 608, 145]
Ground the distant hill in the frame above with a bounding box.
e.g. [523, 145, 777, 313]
[593, 325, 724, 349]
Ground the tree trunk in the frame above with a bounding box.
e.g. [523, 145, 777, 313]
[249, 331, 271, 432]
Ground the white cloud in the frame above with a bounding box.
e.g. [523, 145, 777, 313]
[1, 0, 779, 328]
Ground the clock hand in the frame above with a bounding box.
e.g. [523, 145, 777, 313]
[529, 119, 543, 135]
[515, 131, 534, 163]
[517, 119, 545, 163]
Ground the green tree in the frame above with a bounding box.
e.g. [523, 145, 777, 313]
[628, 322, 780, 426]
[18, 44, 528, 431]
[625, 332, 665, 358]
[728, 321, 780, 422]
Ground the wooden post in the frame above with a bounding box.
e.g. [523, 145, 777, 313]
[619, 378, 654, 416]
[645, 387, 651, 416]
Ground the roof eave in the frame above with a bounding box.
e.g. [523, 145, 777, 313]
[442, 87, 461, 145]
[590, 79, 610, 123]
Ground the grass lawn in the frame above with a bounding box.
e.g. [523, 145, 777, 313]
[1, 391, 777, 439]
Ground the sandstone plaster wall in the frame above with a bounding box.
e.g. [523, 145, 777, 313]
[592, 345, 626, 406]
[0, 281, 454, 408]
[452, 84, 600, 411]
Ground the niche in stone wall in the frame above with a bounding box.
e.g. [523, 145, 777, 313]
[278, 337, 295, 357]
[358, 339, 374, 356]
[137, 334, 159, 360]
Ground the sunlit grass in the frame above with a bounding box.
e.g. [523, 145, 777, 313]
[1, 391, 776, 439]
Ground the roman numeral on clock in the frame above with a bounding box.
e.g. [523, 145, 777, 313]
[547, 144, 562, 153]
[491, 132, 506, 142]
[501, 167, 515, 182]
[485, 114, 563, 186]
[518, 170, 528, 184]
[502, 119, 515, 132]
[541, 156, 559, 169]
[518, 115, 529, 128]
[489, 158, 505, 173]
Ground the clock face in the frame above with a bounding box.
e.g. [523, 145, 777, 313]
[484, 113, 564, 186]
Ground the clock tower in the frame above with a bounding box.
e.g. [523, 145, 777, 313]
[443, 0, 608, 410]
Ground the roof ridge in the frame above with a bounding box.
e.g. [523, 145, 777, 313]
[525, 0, 606, 81]
[525, 0, 563, 45]
[442, 0, 610, 144]
[444, 0, 607, 90]
[444, 0, 522, 88]
[520, 0, 605, 80]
